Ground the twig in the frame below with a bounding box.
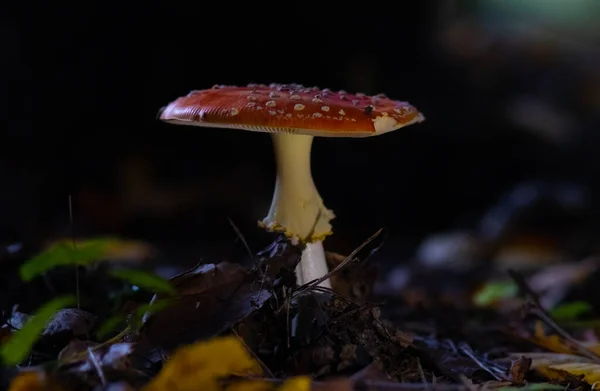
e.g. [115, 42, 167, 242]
[232, 329, 274, 378]
[458, 343, 507, 382]
[87, 347, 107, 387]
[227, 217, 267, 305]
[293, 228, 383, 298]
[227, 217, 256, 267]
[507, 269, 600, 363]
[417, 357, 429, 391]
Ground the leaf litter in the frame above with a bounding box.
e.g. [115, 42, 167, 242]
[2, 187, 600, 391]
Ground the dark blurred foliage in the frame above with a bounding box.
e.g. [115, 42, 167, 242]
[1, 1, 599, 263]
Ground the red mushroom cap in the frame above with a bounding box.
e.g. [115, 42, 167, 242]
[159, 83, 424, 137]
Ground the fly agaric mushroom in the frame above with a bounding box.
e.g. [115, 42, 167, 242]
[158, 83, 424, 289]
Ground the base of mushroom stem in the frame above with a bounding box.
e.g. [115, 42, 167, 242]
[295, 240, 332, 289]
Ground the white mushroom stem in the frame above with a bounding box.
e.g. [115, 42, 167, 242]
[261, 132, 335, 288]
[296, 241, 330, 289]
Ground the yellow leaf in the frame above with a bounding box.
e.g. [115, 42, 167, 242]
[54, 237, 155, 262]
[278, 377, 312, 391]
[533, 321, 576, 354]
[511, 352, 600, 387]
[224, 380, 273, 391]
[142, 336, 263, 391]
[585, 342, 600, 356]
[551, 362, 600, 385]
[8, 371, 63, 391]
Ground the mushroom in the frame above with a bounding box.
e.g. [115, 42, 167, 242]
[158, 83, 424, 289]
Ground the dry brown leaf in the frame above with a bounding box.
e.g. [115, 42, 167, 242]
[508, 356, 532, 384]
[141, 335, 263, 391]
[509, 352, 599, 386]
[325, 252, 377, 302]
[141, 262, 272, 353]
[43, 308, 95, 338]
[311, 378, 353, 391]
[58, 340, 133, 372]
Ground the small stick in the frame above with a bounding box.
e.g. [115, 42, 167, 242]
[458, 343, 507, 382]
[508, 269, 600, 363]
[87, 347, 107, 387]
[294, 228, 383, 298]
[232, 328, 274, 378]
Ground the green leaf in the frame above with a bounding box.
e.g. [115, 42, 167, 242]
[1, 295, 76, 365]
[20, 239, 112, 281]
[473, 280, 519, 306]
[108, 268, 176, 295]
[498, 382, 564, 391]
[134, 298, 174, 319]
[130, 298, 174, 331]
[551, 301, 592, 321]
[96, 315, 126, 340]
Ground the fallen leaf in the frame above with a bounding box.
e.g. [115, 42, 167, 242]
[58, 339, 97, 364]
[510, 352, 600, 387]
[141, 335, 262, 391]
[550, 362, 600, 385]
[58, 339, 133, 372]
[7, 370, 64, 391]
[140, 262, 271, 353]
[20, 237, 154, 281]
[108, 268, 176, 295]
[550, 301, 592, 321]
[532, 321, 575, 354]
[529, 321, 600, 356]
[349, 361, 388, 382]
[277, 377, 312, 391]
[96, 316, 127, 340]
[42, 308, 95, 338]
[473, 280, 519, 307]
[326, 252, 377, 302]
[1, 296, 76, 365]
[508, 356, 532, 384]
[492, 237, 563, 270]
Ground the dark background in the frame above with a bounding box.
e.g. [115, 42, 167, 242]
[2, 1, 600, 265]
